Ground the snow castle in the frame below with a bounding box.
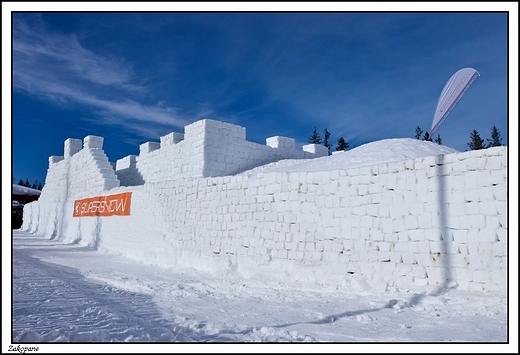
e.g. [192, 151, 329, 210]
[21, 118, 508, 293]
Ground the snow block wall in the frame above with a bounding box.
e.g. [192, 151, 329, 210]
[21, 119, 507, 293]
[115, 118, 326, 185]
[23, 135, 120, 240]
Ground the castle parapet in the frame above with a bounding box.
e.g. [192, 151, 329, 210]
[64, 138, 82, 158]
[49, 156, 64, 166]
[84, 135, 104, 149]
[140, 142, 160, 155]
[266, 136, 296, 150]
[160, 132, 184, 147]
[303, 143, 329, 156]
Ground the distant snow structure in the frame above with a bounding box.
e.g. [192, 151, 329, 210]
[12, 185, 41, 226]
[430, 67, 480, 138]
[12, 184, 42, 196]
[12, 184, 41, 204]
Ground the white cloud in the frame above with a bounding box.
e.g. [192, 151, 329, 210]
[12, 16, 191, 137]
[14, 17, 132, 86]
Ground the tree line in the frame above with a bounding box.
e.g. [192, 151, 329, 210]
[308, 125, 503, 155]
[14, 178, 43, 191]
[414, 125, 503, 150]
[307, 127, 349, 155]
[466, 125, 503, 150]
[414, 126, 443, 144]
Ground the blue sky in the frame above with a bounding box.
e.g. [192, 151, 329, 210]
[6, 5, 513, 185]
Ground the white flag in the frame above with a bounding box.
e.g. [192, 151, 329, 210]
[430, 68, 479, 138]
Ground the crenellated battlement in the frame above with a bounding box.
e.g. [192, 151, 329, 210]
[42, 118, 328, 195]
[115, 118, 327, 186]
[22, 117, 507, 292]
[42, 134, 119, 202]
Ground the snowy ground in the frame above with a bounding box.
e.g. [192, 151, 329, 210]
[7, 230, 514, 353]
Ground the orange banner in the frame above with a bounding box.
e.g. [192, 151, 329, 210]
[73, 192, 132, 217]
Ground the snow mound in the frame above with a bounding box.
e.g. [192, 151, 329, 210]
[239, 138, 460, 175]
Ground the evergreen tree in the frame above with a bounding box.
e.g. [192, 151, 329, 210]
[414, 126, 423, 139]
[335, 137, 349, 151]
[422, 132, 432, 142]
[31, 180, 38, 189]
[37, 182, 43, 190]
[323, 128, 331, 154]
[24, 178, 30, 187]
[308, 127, 322, 145]
[487, 125, 503, 147]
[18, 179, 24, 186]
[434, 134, 442, 145]
[467, 129, 485, 150]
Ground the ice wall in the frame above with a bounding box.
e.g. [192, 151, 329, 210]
[21, 119, 508, 293]
[115, 119, 326, 185]
[93, 147, 507, 292]
[23, 135, 119, 239]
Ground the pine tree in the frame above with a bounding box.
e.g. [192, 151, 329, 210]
[487, 125, 503, 147]
[18, 179, 24, 186]
[415, 126, 423, 139]
[323, 128, 331, 154]
[308, 127, 322, 145]
[37, 182, 43, 190]
[31, 180, 38, 189]
[423, 132, 432, 142]
[335, 137, 349, 151]
[24, 178, 30, 187]
[434, 134, 442, 145]
[467, 129, 485, 150]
